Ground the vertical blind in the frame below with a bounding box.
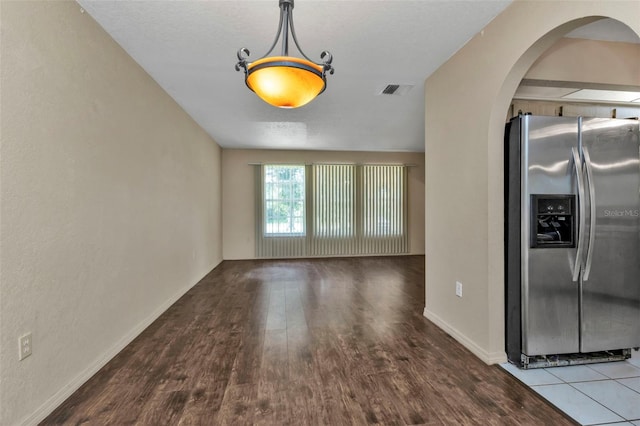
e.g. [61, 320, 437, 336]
[256, 164, 408, 258]
[311, 164, 356, 256]
[360, 165, 407, 255]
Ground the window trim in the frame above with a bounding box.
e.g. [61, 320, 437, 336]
[262, 164, 306, 237]
[255, 163, 408, 258]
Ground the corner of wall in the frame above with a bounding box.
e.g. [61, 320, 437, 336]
[0, 2, 224, 424]
[423, 307, 507, 365]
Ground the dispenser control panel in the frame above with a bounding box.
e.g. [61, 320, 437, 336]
[531, 194, 576, 248]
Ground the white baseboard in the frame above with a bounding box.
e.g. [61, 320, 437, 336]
[20, 263, 220, 426]
[423, 307, 507, 365]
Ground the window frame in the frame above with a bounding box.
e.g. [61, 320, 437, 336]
[262, 164, 306, 237]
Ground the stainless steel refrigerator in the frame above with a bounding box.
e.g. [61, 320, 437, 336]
[505, 115, 640, 368]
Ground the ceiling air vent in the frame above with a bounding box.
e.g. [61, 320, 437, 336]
[378, 84, 414, 96]
[382, 84, 400, 95]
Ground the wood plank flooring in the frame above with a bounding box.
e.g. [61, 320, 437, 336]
[42, 256, 574, 425]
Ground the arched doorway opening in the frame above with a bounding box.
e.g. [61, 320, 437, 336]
[424, 2, 640, 364]
[491, 16, 640, 361]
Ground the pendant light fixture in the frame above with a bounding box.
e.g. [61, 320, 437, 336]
[235, 0, 334, 108]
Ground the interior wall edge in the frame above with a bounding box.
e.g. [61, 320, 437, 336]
[486, 8, 640, 358]
[0, 2, 224, 423]
[423, 307, 507, 365]
[425, 0, 640, 368]
[17, 260, 222, 426]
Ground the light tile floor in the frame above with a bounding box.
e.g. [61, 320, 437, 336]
[501, 350, 640, 425]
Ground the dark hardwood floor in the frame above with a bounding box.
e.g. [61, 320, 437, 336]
[42, 256, 573, 425]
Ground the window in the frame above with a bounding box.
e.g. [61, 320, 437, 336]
[256, 163, 408, 257]
[263, 165, 306, 236]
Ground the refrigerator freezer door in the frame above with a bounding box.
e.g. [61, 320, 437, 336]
[580, 118, 640, 352]
[522, 116, 580, 356]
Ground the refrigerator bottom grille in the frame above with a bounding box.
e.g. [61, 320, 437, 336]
[519, 349, 631, 369]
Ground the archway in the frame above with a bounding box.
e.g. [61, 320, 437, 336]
[424, 1, 640, 364]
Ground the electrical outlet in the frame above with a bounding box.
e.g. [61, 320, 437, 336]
[19, 333, 32, 361]
[455, 281, 463, 298]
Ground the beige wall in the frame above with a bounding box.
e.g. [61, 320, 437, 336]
[512, 37, 640, 119]
[222, 149, 425, 259]
[424, 0, 640, 364]
[0, 2, 222, 424]
[525, 38, 640, 86]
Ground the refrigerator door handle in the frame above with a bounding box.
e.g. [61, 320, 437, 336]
[582, 146, 596, 281]
[572, 147, 586, 282]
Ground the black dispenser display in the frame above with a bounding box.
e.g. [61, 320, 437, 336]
[531, 194, 575, 248]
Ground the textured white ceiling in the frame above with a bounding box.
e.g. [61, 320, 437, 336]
[77, 0, 515, 152]
[76, 2, 638, 153]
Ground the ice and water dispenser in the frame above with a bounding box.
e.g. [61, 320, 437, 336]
[530, 195, 576, 248]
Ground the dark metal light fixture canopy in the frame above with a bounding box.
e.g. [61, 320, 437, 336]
[235, 0, 334, 108]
